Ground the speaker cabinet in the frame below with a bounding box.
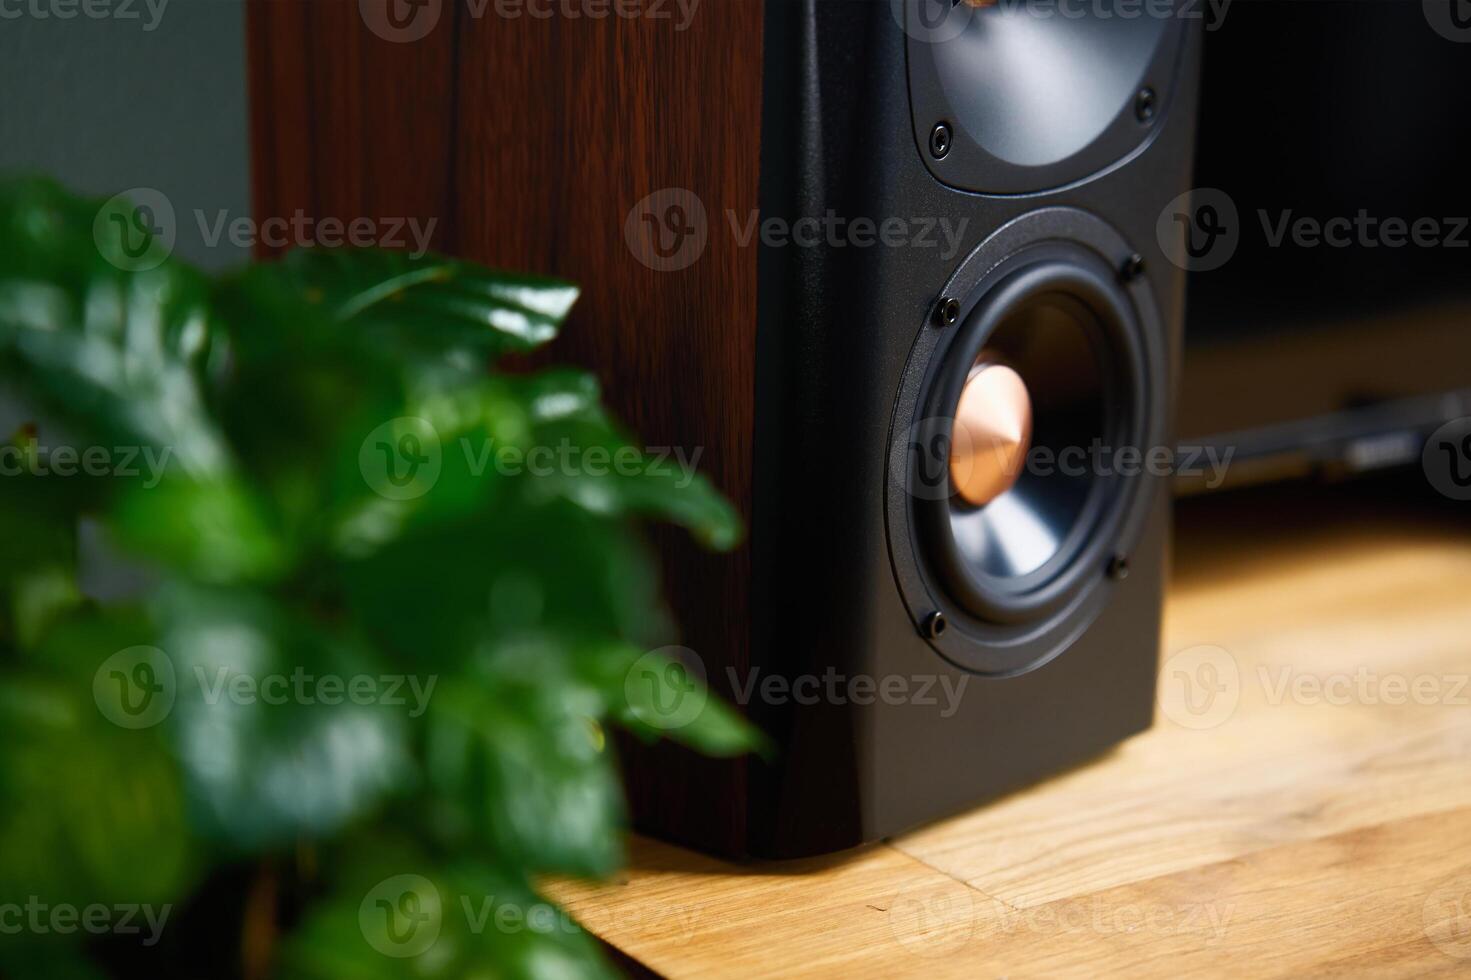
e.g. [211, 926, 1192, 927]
[250, 0, 1201, 859]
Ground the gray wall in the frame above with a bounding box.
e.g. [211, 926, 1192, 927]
[0, 0, 252, 270]
[1, 1, 252, 597]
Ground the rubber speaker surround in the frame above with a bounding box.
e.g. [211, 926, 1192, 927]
[885, 209, 1166, 676]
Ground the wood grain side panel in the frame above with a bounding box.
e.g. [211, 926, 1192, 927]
[247, 0, 459, 256]
[247, 0, 765, 854]
[452, 10, 765, 855]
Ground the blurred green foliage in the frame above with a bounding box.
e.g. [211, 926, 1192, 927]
[0, 178, 758, 978]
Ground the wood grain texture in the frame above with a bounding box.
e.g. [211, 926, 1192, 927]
[248, 0, 765, 852]
[545, 483, 1471, 976]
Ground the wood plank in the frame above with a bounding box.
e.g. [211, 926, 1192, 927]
[940, 807, 1471, 979]
[551, 808, 1471, 978]
[892, 525, 1471, 909]
[545, 486, 1471, 976]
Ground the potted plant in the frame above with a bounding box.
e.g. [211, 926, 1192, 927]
[0, 177, 759, 978]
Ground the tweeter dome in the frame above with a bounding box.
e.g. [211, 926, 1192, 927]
[906, 0, 1188, 192]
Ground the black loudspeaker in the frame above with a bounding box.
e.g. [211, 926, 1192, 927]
[731, 0, 1201, 857]
[278, 0, 1206, 859]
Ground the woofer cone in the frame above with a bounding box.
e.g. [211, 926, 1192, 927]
[918, 257, 1146, 625]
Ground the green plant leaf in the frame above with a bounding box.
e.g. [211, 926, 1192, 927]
[341, 495, 675, 669]
[0, 939, 108, 980]
[232, 248, 579, 359]
[280, 845, 616, 980]
[0, 464, 82, 650]
[153, 584, 413, 850]
[425, 665, 625, 878]
[0, 178, 232, 477]
[110, 476, 289, 586]
[501, 369, 742, 551]
[1, 610, 196, 908]
[578, 643, 769, 759]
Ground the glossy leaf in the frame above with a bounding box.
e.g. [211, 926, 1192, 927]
[229, 247, 579, 359]
[425, 666, 625, 878]
[153, 584, 412, 850]
[280, 849, 615, 980]
[1, 611, 196, 908]
[0, 178, 232, 477]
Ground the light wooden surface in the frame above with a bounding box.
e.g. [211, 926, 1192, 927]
[547, 483, 1471, 977]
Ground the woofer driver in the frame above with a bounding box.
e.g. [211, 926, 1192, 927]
[887, 209, 1166, 676]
